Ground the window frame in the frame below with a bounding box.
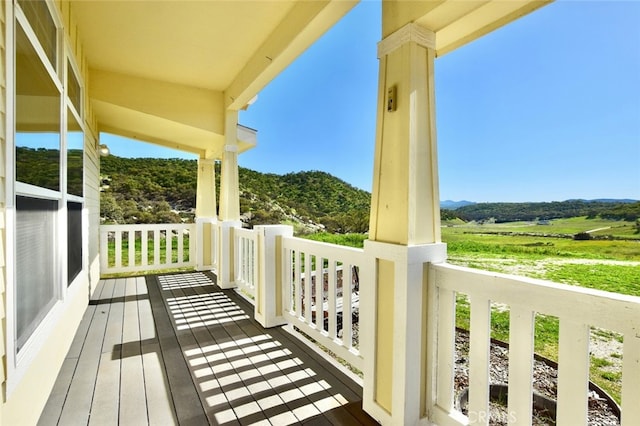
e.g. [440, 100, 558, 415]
[5, 0, 88, 395]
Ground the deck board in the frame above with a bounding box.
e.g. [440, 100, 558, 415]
[146, 275, 210, 426]
[89, 278, 122, 426]
[40, 271, 378, 425]
[119, 277, 148, 426]
[142, 342, 179, 426]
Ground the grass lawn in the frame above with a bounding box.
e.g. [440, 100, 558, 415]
[445, 218, 639, 403]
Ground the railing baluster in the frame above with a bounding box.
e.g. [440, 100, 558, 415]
[622, 326, 640, 425]
[304, 253, 312, 325]
[508, 306, 535, 425]
[253, 237, 257, 289]
[468, 295, 491, 425]
[235, 235, 241, 283]
[128, 230, 136, 267]
[282, 247, 291, 311]
[327, 259, 337, 340]
[556, 320, 590, 425]
[436, 287, 456, 412]
[166, 228, 172, 266]
[245, 236, 250, 286]
[342, 265, 353, 348]
[115, 230, 122, 269]
[316, 257, 324, 331]
[249, 238, 254, 287]
[177, 228, 184, 264]
[141, 230, 148, 267]
[242, 237, 247, 283]
[153, 229, 160, 266]
[244, 238, 249, 284]
[294, 250, 301, 318]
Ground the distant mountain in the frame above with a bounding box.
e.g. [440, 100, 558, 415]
[454, 200, 640, 223]
[577, 199, 638, 204]
[440, 200, 476, 210]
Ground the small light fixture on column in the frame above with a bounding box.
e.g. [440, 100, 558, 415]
[387, 85, 397, 112]
[99, 144, 110, 157]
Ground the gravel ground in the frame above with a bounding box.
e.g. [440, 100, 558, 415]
[454, 329, 620, 425]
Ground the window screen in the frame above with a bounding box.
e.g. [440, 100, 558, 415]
[16, 196, 58, 351]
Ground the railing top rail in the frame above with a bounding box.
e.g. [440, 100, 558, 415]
[100, 223, 195, 232]
[235, 227, 258, 240]
[282, 236, 364, 262]
[431, 262, 640, 333]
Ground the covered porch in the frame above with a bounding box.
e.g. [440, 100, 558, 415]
[5, 0, 640, 425]
[92, 219, 639, 425]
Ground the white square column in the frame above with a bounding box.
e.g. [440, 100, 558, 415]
[361, 22, 446, 425]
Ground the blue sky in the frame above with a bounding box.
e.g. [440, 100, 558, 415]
[104, 0, 640, 203]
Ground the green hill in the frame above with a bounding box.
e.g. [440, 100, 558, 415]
[99, 156, 370, 232]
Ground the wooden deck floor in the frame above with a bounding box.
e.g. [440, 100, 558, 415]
[38, 271, 378, 426]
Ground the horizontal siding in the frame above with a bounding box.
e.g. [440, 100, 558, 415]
[85, 133, 100, 271]
[0, 0, 6, 389]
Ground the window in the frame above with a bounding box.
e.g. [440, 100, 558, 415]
[67, 60, 81, 115]
[17, 0, 57, 69]
[13, 1, 64, 353]
[15, 196, 57, 351]
[67, 202, 83, 285]
[67, 109, 83, 197]
[15, 23, 60, 192]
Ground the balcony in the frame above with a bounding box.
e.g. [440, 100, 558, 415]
[41, 222, 639, 425]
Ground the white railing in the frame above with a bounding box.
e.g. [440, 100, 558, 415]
[281, 236, 364, 371]
[100, 223, 195, 274]
[234, 227, 258, 301]
[427, 262, 640, 426]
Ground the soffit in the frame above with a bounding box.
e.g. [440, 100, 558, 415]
[70, 1, 296, 91]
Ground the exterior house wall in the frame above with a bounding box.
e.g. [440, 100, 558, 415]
[1, 1, 99, 423]
[0, 0, 8, 402]
[59, 0, 100, 296]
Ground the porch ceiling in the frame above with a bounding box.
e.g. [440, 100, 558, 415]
[68, 0, 358, 157]
[68, 0, 549, 157]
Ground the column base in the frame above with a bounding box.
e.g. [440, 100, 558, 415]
[217, 220, 242, 289]
[195, 216, 217, 271]
[361, 240, 447, 425]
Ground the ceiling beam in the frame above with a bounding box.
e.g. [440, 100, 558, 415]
[431, 0, 552, 56]
[90, 69, 225, 135]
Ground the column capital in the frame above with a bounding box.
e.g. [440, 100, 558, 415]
[223, 144, 239, 153]
[377, 22, 435, 58]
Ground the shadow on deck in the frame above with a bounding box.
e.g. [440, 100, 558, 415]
[39, 271, 378, 425]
